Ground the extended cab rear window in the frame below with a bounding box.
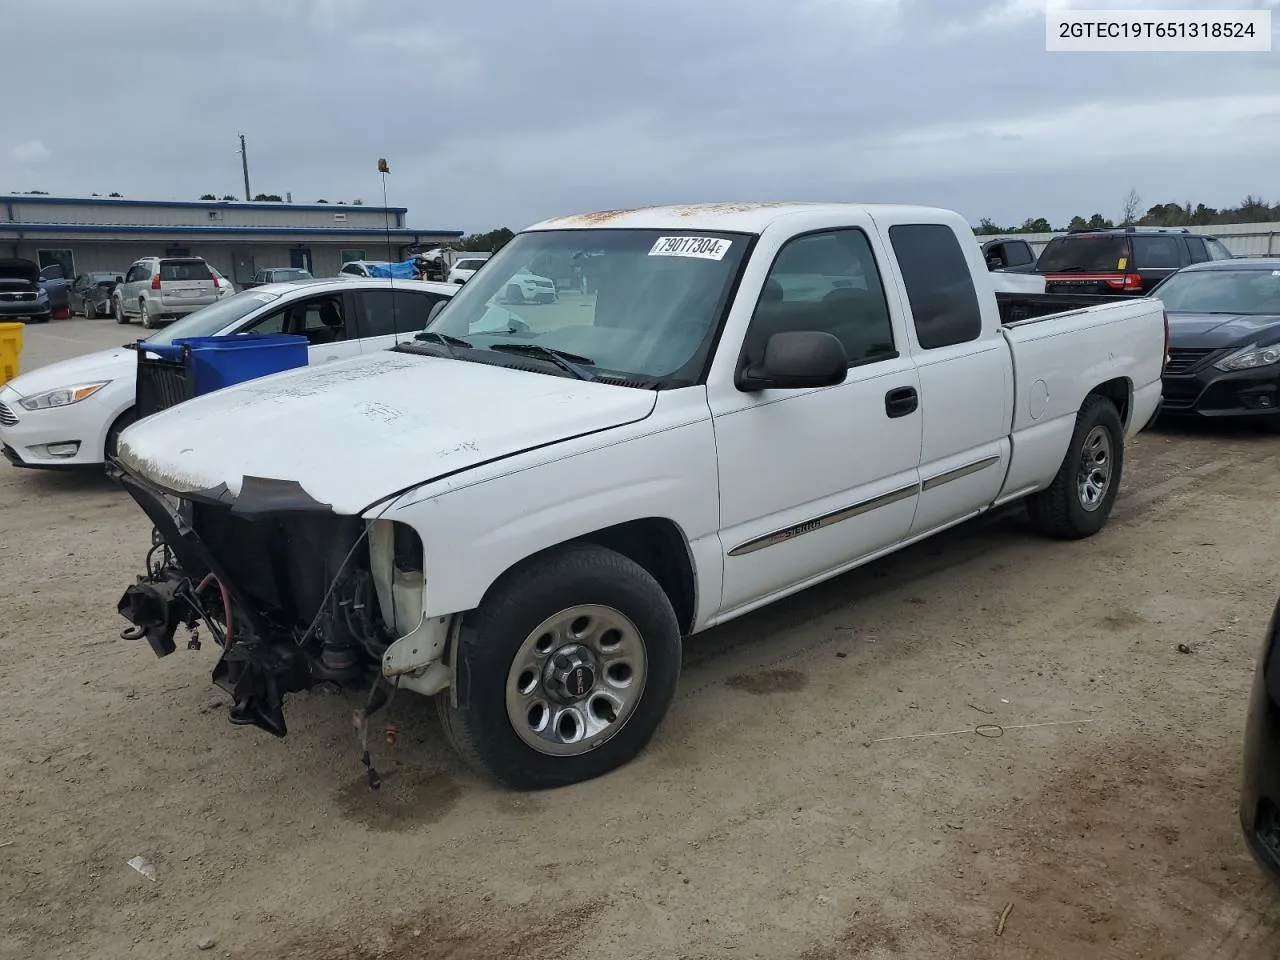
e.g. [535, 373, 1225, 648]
[1036, 236, 1130, 273]
[889, 223, 982, 350]
[159, 259, 211, 281]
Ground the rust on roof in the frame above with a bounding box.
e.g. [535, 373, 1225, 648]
[542, 207, 646, 226]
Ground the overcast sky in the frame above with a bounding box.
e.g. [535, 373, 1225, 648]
[3, 0, 1278, 233]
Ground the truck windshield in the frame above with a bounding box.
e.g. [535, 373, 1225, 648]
[424, 228, 750, 384]
[1036, 235, 1131, 273]
[1153, 269, 1280, 315]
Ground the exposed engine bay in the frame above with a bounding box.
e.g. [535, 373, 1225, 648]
[114, 467, 427, 747]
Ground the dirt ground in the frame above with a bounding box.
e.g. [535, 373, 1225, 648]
[2, 319, 1279, 960]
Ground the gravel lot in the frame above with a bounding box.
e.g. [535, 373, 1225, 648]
[2, 318, 1279, 960]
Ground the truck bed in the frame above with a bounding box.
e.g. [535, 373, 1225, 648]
[996, 291, 1134, 325]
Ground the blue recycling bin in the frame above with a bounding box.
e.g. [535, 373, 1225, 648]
[135, 333, 309, 418]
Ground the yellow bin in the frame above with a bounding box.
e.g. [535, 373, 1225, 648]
[0, 322, 22, 387]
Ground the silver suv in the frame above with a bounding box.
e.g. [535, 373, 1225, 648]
[113, 257, 220, 328]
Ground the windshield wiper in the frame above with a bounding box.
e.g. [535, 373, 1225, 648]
[487, 343, 596, 381]
[1047, 266, 1094, 273]
[413, 331, 473, 358]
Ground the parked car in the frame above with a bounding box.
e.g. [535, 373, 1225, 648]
[112, 257, 228, 329]
[69, 272, 125, 318]
[1038, 226, 1234, 296]
[337, 260, 387, 279]
[242, 267, 314, 289]
[1240, 590, 1280, 889]
[0, 278, 457, 470]
[211, 266, 236, 299]
[980, 237, 1038, 274]
[110, 201, 1166, 790]
[39, 264, 71, 316]
[1153, 258, 1280, 429]
[448, 255, 493, 284]
[498, 269, 558, 304]
[0, 259, 52, 323]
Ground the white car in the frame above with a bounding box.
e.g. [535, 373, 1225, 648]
[498, 270, 558, 304]
[211, 266, 236, 298]
[0, 278, 457, 470]
[447, 255, 492, 285]
[337, 260, 390, 279]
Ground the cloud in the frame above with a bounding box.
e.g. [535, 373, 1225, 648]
[0, 0, 1272, 233]
[10, 140, 51, 165]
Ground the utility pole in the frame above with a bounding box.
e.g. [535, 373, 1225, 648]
[239, 134, 251, 201]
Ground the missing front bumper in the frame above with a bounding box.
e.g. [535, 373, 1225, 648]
[111, 460, 409, 739]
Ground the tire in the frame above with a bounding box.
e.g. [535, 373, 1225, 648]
[104, 408, 136, 461]
[114, 298, 128, 324]
[1026, 395, 1124, 540]
[504, 283, 523, 305]
[85, 300, 97, 320]
[139, 300, 153, 329]
[437, 543, 682, 790]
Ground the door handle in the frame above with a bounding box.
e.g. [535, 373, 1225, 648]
[885, 386, 918, 418]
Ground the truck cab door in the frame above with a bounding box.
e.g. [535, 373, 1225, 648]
[879, 220, 1013, 537]
[708, 224, 923, 617]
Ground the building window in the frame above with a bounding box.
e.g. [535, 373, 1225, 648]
[164, 247, 191, 258]
[36, 249, 75, 281]
[340, 249, 365, 263]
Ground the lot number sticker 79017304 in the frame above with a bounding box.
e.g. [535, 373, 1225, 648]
[648, 236, 733, 260]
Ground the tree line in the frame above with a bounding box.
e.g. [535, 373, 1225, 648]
[975, 189, 1280, 235]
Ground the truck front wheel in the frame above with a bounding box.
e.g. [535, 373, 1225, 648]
[438, 543, 682, 790]
[1026, 394, 1124, 539]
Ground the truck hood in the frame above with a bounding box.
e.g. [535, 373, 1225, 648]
[3, 345, 132, 397]
[0, 258, 40, 287]
[1167, 312, 1280, 349]
[115, 351, 658, 515]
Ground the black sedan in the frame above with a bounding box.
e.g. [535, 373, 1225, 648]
[1241, 593, 1280, 888]
[69, 272, 124, 319]
[1155, 259, 1280, 430]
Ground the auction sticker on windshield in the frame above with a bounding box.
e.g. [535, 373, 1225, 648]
[649, 236, 733, 260]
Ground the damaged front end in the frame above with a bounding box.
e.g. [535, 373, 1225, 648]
[113, 465, 432, 739]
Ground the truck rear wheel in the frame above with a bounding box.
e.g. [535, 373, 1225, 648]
[437, 543, 682, 790]
[1026, 395, 1124, 540]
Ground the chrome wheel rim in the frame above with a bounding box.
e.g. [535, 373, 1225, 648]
[505, 604, 648, 757]
[1076, 425, 1113, 512]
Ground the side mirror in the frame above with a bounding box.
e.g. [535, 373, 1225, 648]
[426, 301, 448, 324]
[739, 330, 848, 392]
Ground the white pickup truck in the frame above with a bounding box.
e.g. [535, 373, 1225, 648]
[112, 202, 1166, 790]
